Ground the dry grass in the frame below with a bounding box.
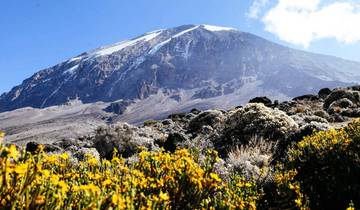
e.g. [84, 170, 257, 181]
[227, 136, 276, 185]
[294, 107, 305, 113]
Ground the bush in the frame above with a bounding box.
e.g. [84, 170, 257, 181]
[294, 107, 305, 113]
[225, 103, 298, 142]
[0, 131, 4, 143]
[217, 103, 298, 154]
[271, 119, 360, 209]
[93, 123, 163, 159]
[0, 145, 261, 209]
[143, 119, 159, 126]
[227, 137, 275, 185]
[323, 89, 360, 109]
[188, 110, 225, 133]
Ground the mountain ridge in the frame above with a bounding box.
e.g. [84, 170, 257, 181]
[1, 24, 360, 115]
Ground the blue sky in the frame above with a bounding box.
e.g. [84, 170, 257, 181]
[1, 0, 360, 94]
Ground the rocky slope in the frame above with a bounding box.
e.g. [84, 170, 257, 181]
[0, 100, 112, 144]
[3, 85, 360, 149]
[1, 24, 360, 117]
[6, 86, 360, 210]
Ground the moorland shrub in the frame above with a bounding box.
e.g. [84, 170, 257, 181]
[269, 120, 360, 209]
[0, 145, 261, 209]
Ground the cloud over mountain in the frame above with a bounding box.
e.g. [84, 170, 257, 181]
[250, 0, 360, 48]
[248, 0, 270, 19]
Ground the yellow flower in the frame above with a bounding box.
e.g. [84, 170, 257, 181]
[103, 159, 111, 167]
[88, 173, 102, 180]
[8, 144, 19, 159]
[37, 144, 45, 152]
[50, 174, 60, 185]
[14, 163, 28, 175]
[80, 184, 100, 194]
[46, 155, 58, 164]
[58, 180, 69, 194]
[87, 157, 98, 166]
[72, 185, 80, 192]
[112, 194, 126, 208]
[111, 157, 122, 164]
[59, 153, 69, 161]
[0, 146, 260, 209]
[102, 179, 112, 186]
[112, 194, 119, 205]
[0, 131, 5, 143]
[35, 195, 45, 205]
[159, 192, 170, 201]
[249, 202, 256, 210]
[294, 198, 302, 207]
[234, 200, 246, 209]
[209, 173, 221, 182]
[41, 169, 51, 178]
[245, 183, 252, 188]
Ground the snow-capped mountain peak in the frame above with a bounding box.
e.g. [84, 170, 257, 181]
[1, 24, 360, 114]
[201, 24, 236, 31]
[88, 30, 164, 57]
[66, 24, 237, 61]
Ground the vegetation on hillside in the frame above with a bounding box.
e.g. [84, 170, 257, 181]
[267, 120, 360, 209]
[0, 131, 4, 143]
[0, 146, 259, 209]
[2, 119, 360, 209]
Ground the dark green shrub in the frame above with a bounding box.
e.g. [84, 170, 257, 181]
[143, 119, 159, 126]
[271, 120, 360, 209]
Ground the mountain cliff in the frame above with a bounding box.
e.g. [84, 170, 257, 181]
[1, 24, 360, 114]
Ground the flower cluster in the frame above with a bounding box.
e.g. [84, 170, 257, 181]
[0, 131, 4, 143]
[270, 119, 360, 209]
[0, 145, 260, 209]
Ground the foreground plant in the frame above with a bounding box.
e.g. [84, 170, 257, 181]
[0, 131, 4, 144]
[268, 119, 360, 209]
[0, 145, 260, 209]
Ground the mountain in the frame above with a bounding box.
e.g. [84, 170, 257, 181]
[1, 24, 360, 116]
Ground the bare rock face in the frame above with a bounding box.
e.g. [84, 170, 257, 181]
[0, 102, 111, 146]
[104, 100, 133, 114]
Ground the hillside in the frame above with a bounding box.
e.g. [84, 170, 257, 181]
[2, 85, 360, 209]
[1, 84, 360, 148]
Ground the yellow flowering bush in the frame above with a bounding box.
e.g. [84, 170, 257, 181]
[0, 145, 260, 209]
[269, 119, 360, 209]
[264, 169, 309, 209]
[0, 131, 4, 143]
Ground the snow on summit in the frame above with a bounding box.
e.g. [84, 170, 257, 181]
[201, 24, 235, 31]
[89, 30, 163, 57]
[63, 65, 79, 75]
[71, 25, 236, 61]
[148, 25, 200, 55]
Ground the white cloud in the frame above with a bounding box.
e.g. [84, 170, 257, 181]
[248, 0, 269, 19]
[259, 0, 360, 48]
